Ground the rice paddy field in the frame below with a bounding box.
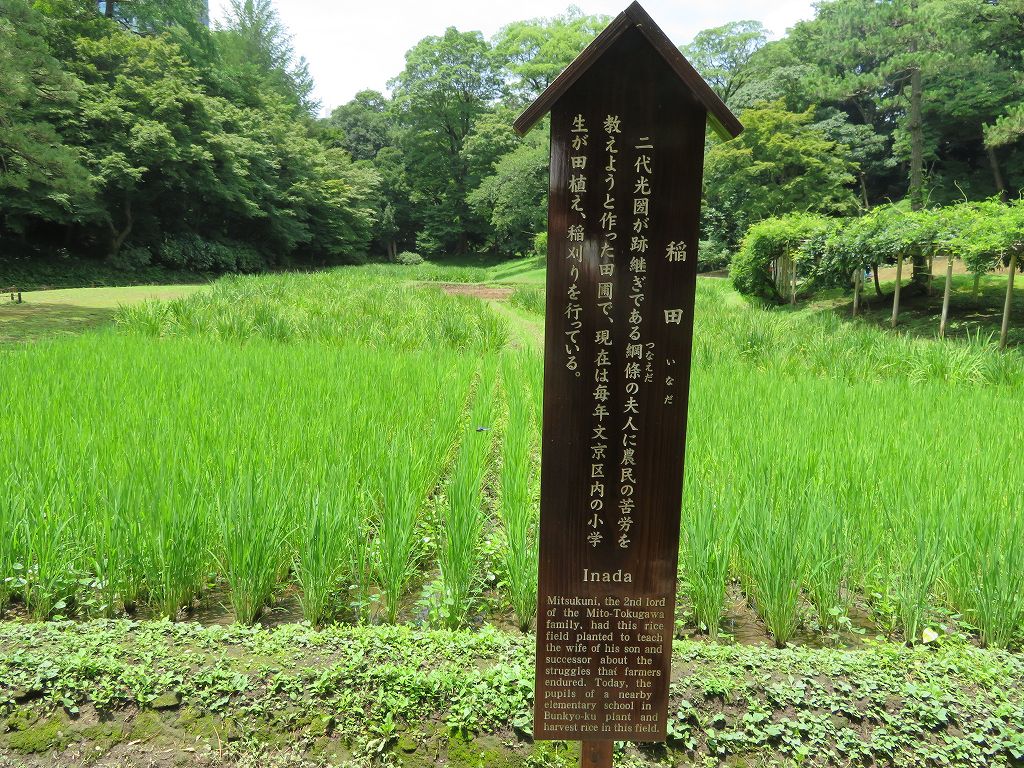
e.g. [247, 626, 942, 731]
[1, 264, 1023, 651]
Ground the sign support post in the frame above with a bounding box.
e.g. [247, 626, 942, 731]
[581, 740, 613, 768]
[513, 5, 742, 766]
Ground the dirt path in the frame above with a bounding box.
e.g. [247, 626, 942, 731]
[438, 283, 514, 300]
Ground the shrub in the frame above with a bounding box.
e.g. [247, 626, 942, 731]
[533, 231, 548, 258]
[110, 245, 153, 271]
[730, 214, 831, 301]
[395, 251, 425, 266]
[697, 238, 730, 272]
[158, 235, 269, 273]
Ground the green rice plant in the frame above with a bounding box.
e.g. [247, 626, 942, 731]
[509, 285, 546, 316]
[738, 479, 807, 647]
[437, 368, 496, 628]
[680, 474, 738, 639]
[374, 454, 425, 624]
[294, 464, 370, 626]
[889, 489, 945, 645]
[4, 270, 1024, 644]
[803, 489, 849, 630]
[498, 354, 539, 631]
[947, 503, 1024, 649]
[219, 471, 294, 625]
[0, 480, 23, 615]
[115, 268, 510, 354]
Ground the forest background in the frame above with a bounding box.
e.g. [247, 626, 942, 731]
[1, 0, 1022, 280]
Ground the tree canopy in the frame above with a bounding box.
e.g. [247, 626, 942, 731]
[2, 0, 1022, 272]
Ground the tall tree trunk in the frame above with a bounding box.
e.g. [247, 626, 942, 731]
[892, 255, 904, 328]
[987, 146, 1008, 202]
[860, 173, 870, 211]
[873, 263, 883, 297]
[109, 198, 134, 258]
[908, 8, 929, 292]
[939, 254, 955, 338]
[1000, 250, 1018, 350]
[853, 268, 862, 317]
[973, 272, 981, 298]
[104, 0, 115, 17]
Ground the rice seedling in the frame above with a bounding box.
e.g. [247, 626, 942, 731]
[2, 269, 1023, 648]
[219, 471, 294, 625]
[293, 463, 369, 626]
[892, 496, 945, 645]
[373, 453, 426, 624]
[509, 285, 546, 316]
[115, 269, 510, 354]
[437, 366, 496, 628]
[738, 483, 807, 647]
[680, 474, 737, 639]
[498, 353, 540, 631]
[803, 489, 849, 630]
[946, 503, 1024, 649]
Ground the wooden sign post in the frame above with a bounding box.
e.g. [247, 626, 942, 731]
[513, 4, 742, 766]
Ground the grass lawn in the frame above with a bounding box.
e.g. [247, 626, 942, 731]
[803, 271, 1023, 349]
[0, 285, 206, 344]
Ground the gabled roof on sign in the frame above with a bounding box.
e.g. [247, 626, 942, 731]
[513, 1, 743, 141]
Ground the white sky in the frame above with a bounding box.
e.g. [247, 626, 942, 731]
[210, 1, 818, 116]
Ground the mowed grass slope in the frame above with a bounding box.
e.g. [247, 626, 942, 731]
[0, 265, 1022, 652]
[0, 284, 205, 343]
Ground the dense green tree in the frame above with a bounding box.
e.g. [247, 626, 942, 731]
[468, 123, 549, 257]
[369, 146, 416, 259]
[703, 102, 858, 248]
[681, 20, 768, 108]
[327, 90, 391, 161]
[783, 0, 1024, 285]
[389, 27, 501, 256]
[492, 7, 608, 105]
[0, 0, 95, 240]
[217, 0, 316, 116]
[0, 0, 376, 271]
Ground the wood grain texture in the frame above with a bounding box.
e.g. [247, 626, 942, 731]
[581, 741, 614, 767]
[533, 24, 707, 743]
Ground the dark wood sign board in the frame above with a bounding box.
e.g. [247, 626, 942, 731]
[513, 3, 741, 761]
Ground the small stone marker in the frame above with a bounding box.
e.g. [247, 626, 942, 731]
[513, 4, 742, 765]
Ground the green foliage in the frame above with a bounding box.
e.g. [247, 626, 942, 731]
[730, 213, 831, 300]
[437, 368, 495, 628]
[3, 621, 1024, 766]
[697, 238, 731, 272]
[680, 20, 768, 107]
[985, 103, 1024, 150]
[508, 285, 545, 315]
[0, 0, 96, 234]
[703, 102, 858, 248]
[325, 89, 390, 161]
[779, 0, 1024, 206]
[1, 0, 375, 272]
[218, 0, 316, 116]
[497, 353, 540, 631]
[395, 251, 424, 266]
[467, 126, 549, 258]
[492, 8, 608, 105]
[114, 268, 510, 352]
[734, 199, 1024, 301]
[389, 28, 501, 257]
